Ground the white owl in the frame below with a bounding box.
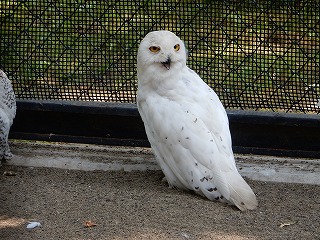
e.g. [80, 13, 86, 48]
[137, 31, 258, 211]
[0, 70, 16, 164]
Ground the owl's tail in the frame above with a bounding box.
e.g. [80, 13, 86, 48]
[192, 166, 257, 211]
[225, 171, 258, 211]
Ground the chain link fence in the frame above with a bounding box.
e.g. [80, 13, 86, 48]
[1, 0, 319, 113]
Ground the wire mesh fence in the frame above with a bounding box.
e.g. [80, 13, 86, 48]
[0, 0, 319, 113]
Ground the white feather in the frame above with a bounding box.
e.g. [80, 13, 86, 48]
[137, 31, 258, 211]
[26, 221, 41, 229]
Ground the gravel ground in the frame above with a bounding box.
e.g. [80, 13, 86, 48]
[0, 164, 319, 240]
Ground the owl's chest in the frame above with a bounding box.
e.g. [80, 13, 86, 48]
[140, 88, 212, 133]
[138, 75, 228, 140]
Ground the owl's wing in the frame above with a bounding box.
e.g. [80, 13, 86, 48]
[0, 70, 16, 122]
[189, 107, 257, 210]
[182, 70, 257, 210]
[181, 68, 234, 150]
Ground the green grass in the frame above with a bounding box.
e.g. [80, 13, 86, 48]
[0, 0, 319, 112]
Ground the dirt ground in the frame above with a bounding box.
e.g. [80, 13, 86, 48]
[0, 163, 319, 240]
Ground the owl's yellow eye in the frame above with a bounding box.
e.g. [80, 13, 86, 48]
[174, 44, 180, 51]
[149, 46, 161, 53]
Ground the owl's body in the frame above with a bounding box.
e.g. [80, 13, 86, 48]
[137, 31, 257, 211]
[0, 70, 16, 162]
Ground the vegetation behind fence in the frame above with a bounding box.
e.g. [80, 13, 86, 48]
[0, 0, 319, 113]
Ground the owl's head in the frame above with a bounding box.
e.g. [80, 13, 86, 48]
[137, 31, 187, 76]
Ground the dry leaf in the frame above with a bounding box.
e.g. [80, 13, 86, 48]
[84, 220, 97, 228]
[279, 221, 296, 228]
[3, 171, 17, 176]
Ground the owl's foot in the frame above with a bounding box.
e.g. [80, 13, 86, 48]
[4, 149, 13, 160]
[161, 176, 168, 183]
[161, 176, 176, 189]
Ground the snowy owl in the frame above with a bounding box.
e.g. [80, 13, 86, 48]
[0, 70, 16, 163]
[137, 31, 258, 211]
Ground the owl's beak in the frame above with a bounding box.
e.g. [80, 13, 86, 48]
[161, 57, 171, 70]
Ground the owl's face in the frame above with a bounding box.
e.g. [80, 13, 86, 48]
[137, 31, 187, 75]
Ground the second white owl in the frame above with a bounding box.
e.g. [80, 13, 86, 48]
[0, 70, 16, 163]
[137, 31, 258, 211]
